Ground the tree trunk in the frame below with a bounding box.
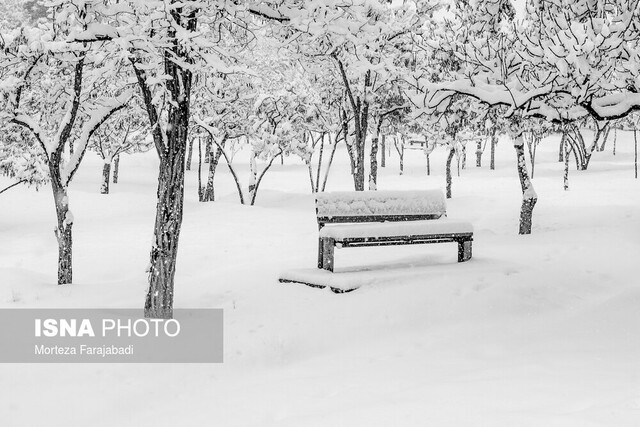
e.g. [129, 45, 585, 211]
[461, 144, 466, 170]
[395, 136, 404, 175]
[321, 134, 339, 192]
[204, 136, 212, 163]
[558, 136, 564, 162]
[51, 178, 73, 285]
[426, 154, 430, 176]
[446, 147, 454, 199]
[564, 137, 570, 190]
[100, 162, 111, 194]
[369, 121, 382, 191]
[315, 133, 324, 192]
[143, 8, 195, 319]
[248, 146, 257, 203]
[197, 137, 204, 201]
[514, 137, 537, 235]
[613, 128, 617, 155]
[146, 146, 186, 319]
[112, 155, 120, 184]
[490, 130, 497, 170]
[476, 139, 482, 167]
[530, 141, 537, 179]
[186, 136, 194, 171]
[381, 134, 386, 168]
[202, 135, 226, 202]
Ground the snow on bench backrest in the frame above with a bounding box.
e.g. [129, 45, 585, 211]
[316, 190, 446, 221]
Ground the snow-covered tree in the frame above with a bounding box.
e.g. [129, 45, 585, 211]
[0, 3, 131, 284]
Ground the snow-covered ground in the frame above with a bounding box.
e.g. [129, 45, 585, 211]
[1, 133, 639, 426]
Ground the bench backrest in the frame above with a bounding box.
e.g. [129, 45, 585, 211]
[315, 190, 446, 228]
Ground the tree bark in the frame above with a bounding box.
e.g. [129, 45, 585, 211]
[51, 174, 72, 285]
[558, 135, 564, 162]
[204, 135, 212, 163]
[321, 133, 339, 192]
[141, 6, 196, 319]
[562, 127, 569, 190]
[490, 129, 497, 170]
[202, 135, 226, 202]
[197, 137, 203, 201]
[369, 120, 383, 191]
[381, 134, 386, 168]
[100, 162, 111, 194]
[394, 136, 404, 175]
[461, 144, 466, 170]
[112, 155, 120, 184]
[476, 139, 482, 167]
[446, 146, 454, 199]
[186, 136, 195, 170]
[514, 137, 537, 235]
[426, 154, 430, 176]
[315, 133, 324, 192]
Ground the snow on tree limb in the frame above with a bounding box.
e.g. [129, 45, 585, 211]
[11, 114, 50, 154]
[61, 89, 134, 186]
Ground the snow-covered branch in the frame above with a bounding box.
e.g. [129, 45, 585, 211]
[61, 90, 134, 186]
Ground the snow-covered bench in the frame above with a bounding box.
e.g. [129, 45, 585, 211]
[316, 190, 473, 272]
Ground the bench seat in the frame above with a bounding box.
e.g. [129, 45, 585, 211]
[319, 219, 473, 240]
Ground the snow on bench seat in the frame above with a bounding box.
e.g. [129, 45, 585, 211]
[316, 190, 446, 218]
[319, 219, 474, 240]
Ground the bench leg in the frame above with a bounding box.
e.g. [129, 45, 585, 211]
[458, 240, 472, 262]
[317, 238, 324, 269]
[321, 237, 335, 272]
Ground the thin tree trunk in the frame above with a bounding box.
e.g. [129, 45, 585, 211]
[613, 128, 617, 155]
[563, 129, 570, 190]
[530, 139, 537, 179]
[381, 134, 386, 168]
[446, 147, 454, 199]
[197, 137, 203, 201]
[248, 146, 257, 202]
[307, 160, 315, 193]
[369, 120, 382, 191]
[461, 144, 466, 170]
[426, 154, 430, 176]
[558, 135, 564, 162]
[514, 136, 537, 235]
[394, 136, 404, 175]
[490, 130, 497, 170]
[112, 155, 120, 184]
[315, 133, 324, 192]
[321, 134, 339, 192]
[186, 136, 195, 170]
[100, 162, 111, 194]
[204, 136, 212, 163]
[250, 151, 282, 206]
[202, 135, 226, 202]
[476, 139, 482, 167]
